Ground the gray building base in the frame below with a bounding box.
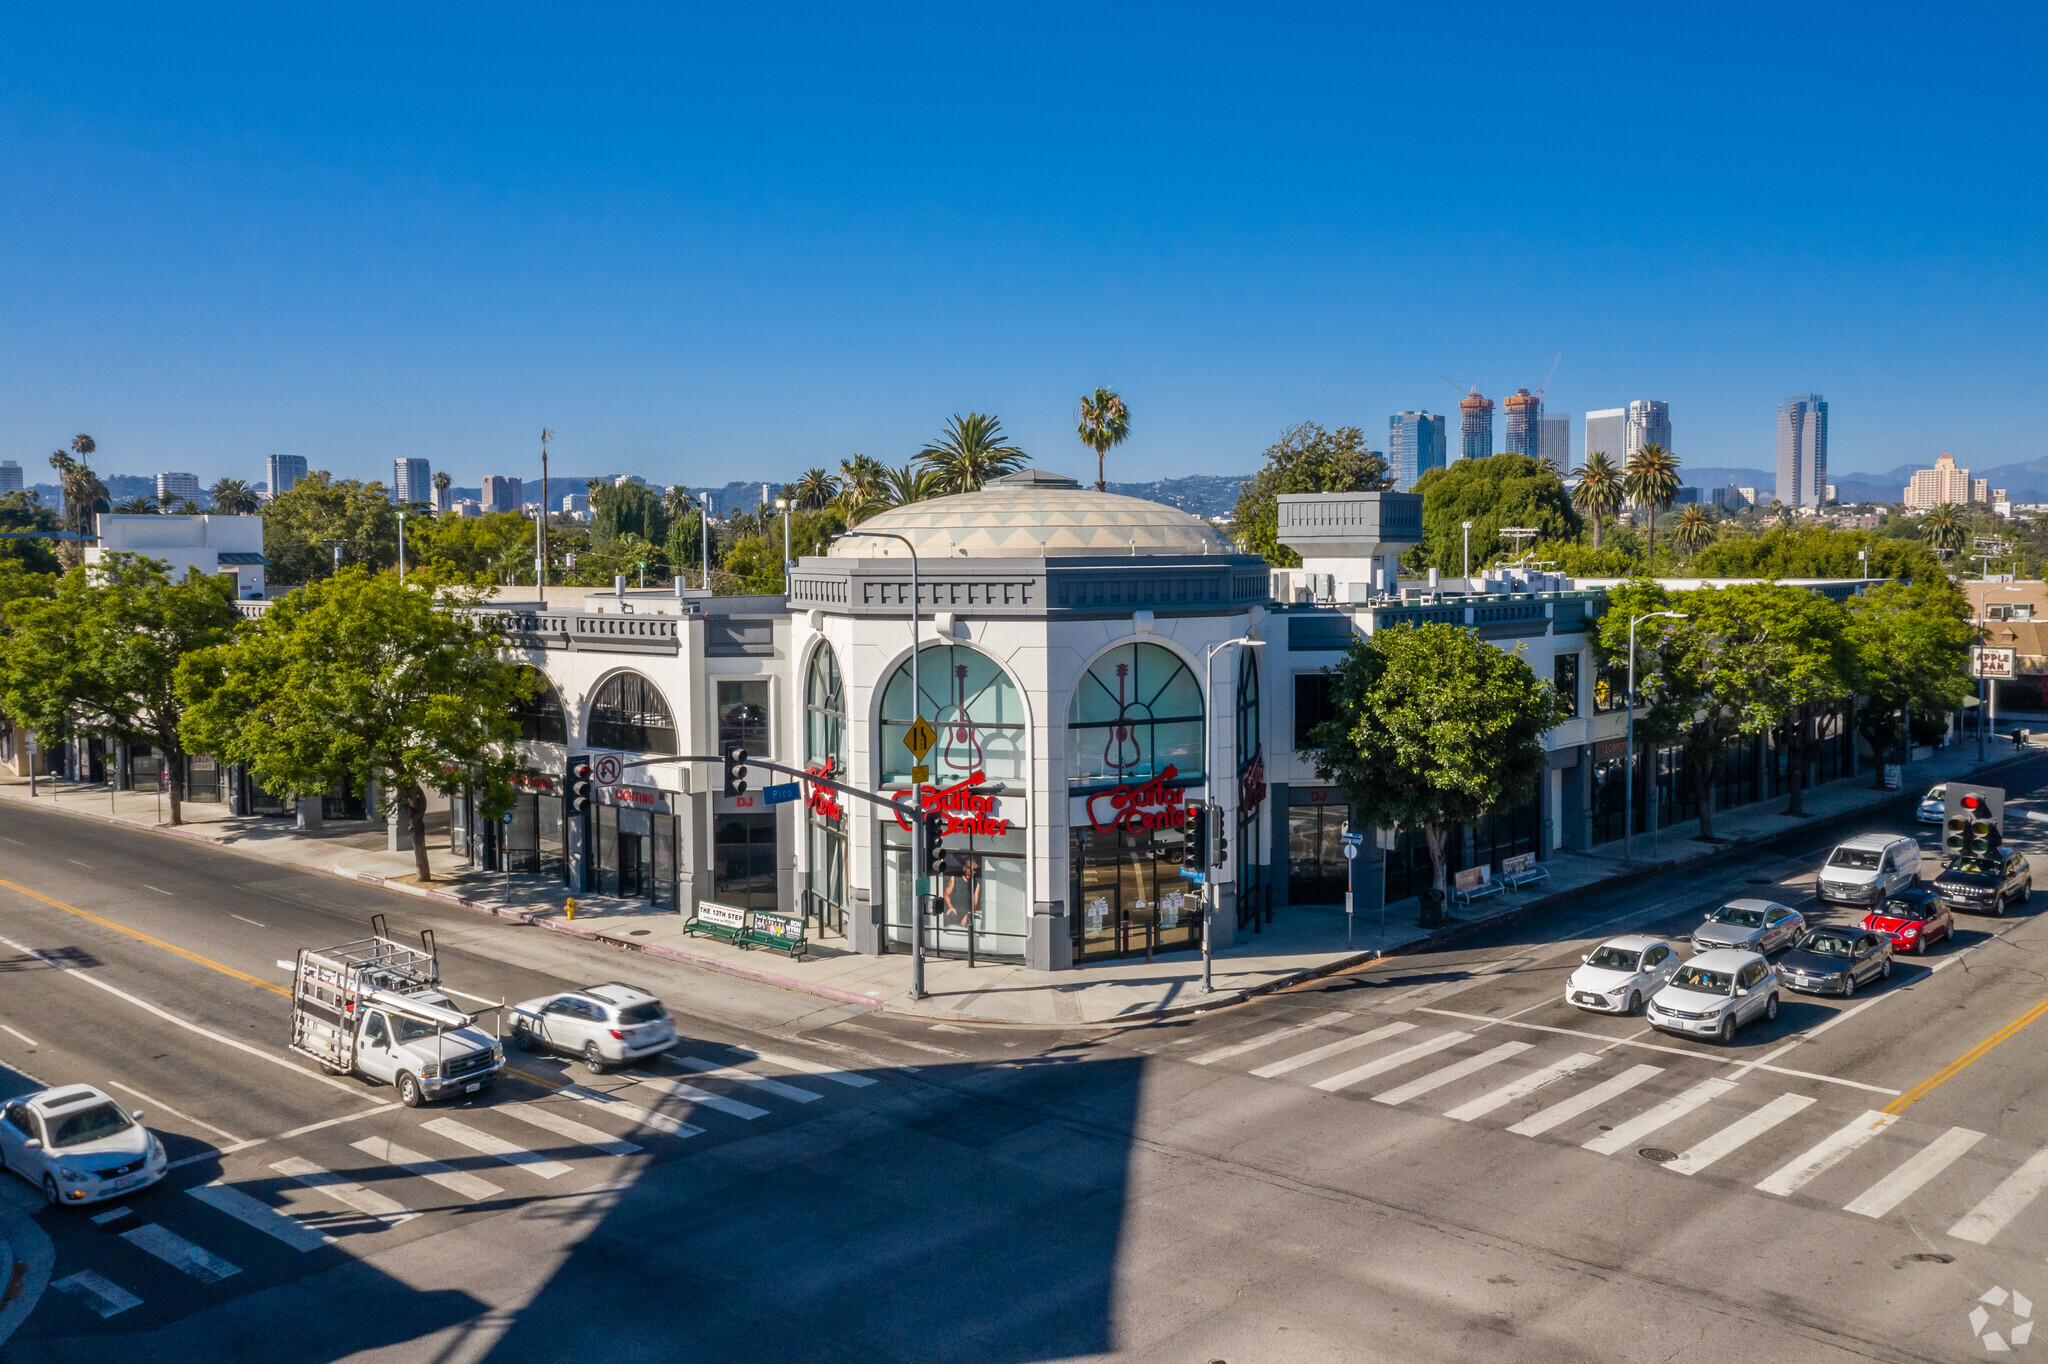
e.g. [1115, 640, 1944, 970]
[1027, 900, 1072, 971]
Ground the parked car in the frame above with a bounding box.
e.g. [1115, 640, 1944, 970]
[510, 981, 678, 1073]
[1565, 935, 1683, 1015]
[0, 1085, 168, 1207]
[1647, 949, 1780, 1043]
[1862, 887, 1954, 954]
[1917, 785, 1947, 825]
[1815, 833, 1922, 907]
[1778, 928, 1893, 996]
[1692, 899, 1807, 956]
[1933, 850, 2034, 917]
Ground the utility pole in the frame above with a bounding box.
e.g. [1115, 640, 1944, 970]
[538, 428, 553, 603]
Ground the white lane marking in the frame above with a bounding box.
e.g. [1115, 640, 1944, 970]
[500, 1104, 644, 1157]
[274, 1103, 405, 1141]
[228, 914, 266, 928]
[1844, 1127, 1984, 1219]
[1756, 1110, 1899, 1196]
[1446, 1053, 1601, 1123]
[66, 858, 90, 868]
[1190, 1012, 1353, 1066]
[187, 1181, 333, 1251]
[1249, 1021, 1417, 1079]
[273, 1156, 417, 1223]
[90, 1206, 133, 1225]
[103, 1079, 244, 1145]
[1372, 1041, 1532, 1107]
[1664, 1093, 1816, 1176]
[0, 930, 382, 1103]
[421, 1117, 573, 1178]
[1312, 1032, 1472, 1094]
[558, 1083, 705, 1139]
[143, 884, 173, 896]
[51, 1270, 142, 1317]
[167, 1148, 229, 1170]
[0, 1023, 37, 1047]
[120, 1222, 241, 1283]
[1949, 1148, 2048, 1245]
[1582, 1077, 1738, 1155]
[349, 1135, 504, 1201]
[837, 1023, 963, 1057]
[435, 984, 500, 1007]
[725, 1047, 878, 1088]
[1509, 1065, 1667, 1136]
[631, 1074, 770, 1120]
[675, 1056, 822, 1103]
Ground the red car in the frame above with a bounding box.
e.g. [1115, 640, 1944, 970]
[1862, 887, 1953, 955]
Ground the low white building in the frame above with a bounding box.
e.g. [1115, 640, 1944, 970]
[89, 513, 267, 599]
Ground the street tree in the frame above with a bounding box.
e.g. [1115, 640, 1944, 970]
[0, 554, 241, 825]
[1623, 442, 1682, 565]
[1692, 525, 1945, 585]
[1409, 452, 1579, 576]
[838, 454, 887, 522]
[1307, 623, 1567, 926]
[918, 413, 1028, 493]
[1570, 451, 1624, 550]
[1921, 504, 1964, 559]
[1233, 422, 1395, 566]
[1670, 504, 1716, 557]
[178, 568, 532, 881]
[789, 468, 841, 509]
[262, 471, 400, 583]
[1077, 387, 1131, 492]
[209, 478, 261, 515]
[47, 436, 108, 567]
[590, 480, 671, 547]
[1844, 581, 1974, 782]
[0, 493, 62, 574]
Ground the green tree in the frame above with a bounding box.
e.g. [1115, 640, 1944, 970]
[1623, 442, 1682, 566]
[1410, 452, 1580, 576]
[1921, 504, 1965, 559]
[48, 437, 108, 567]
[870, 463, 942, 516]
[789, 468, 841, 509]
[1076, 387, 1131, 492]
[1691, 525, 1944, 585]
[590, 480, 671, 547]
[0, 554, 241, 825]
[1593, 580, 1735, 837]
[110, 496, 160, 514]
[0, 493, 63, 573]
[838, 454, 887, 522]
[209, 478, 261, 515]
[917, 413, 1028, 493]
[1570, 450, 1624, 550]
[262, 471, 400, 584]
[178, 568, 532, 881]
[1233, 422, 1395, 567]
[1844, 581, 1974, 781]
[1670, 503, 1716, 557]
[1308, 623, 1567, 925]
[409, 512, 535, 585]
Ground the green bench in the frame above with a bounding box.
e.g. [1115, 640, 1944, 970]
[739, 910, 808, 961]
[683, 902, 748, 945]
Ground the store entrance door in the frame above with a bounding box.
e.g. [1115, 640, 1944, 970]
[1288, 804, 1351, 907]
[714, 812, 779, 909]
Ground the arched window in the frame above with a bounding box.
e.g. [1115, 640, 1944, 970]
[1236, 646, 1261, 788]
[805, 644, 846, 774]
[879, 645, 1025, 785]
[1235, 646, 1267, 928]
[511, 667, 568, 743]
[586, 672, 677, 754]
[1066, 642, 1203, 790]
[804, 643, 848, 935]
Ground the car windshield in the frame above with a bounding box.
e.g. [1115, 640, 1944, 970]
[1924, 787, 1945, 802]
[46, 1101, 135, 1149]
[1671, 966, 1735, 995]
[618, 1002, 665, 1025]
[1946, 857, 2001, 877]
[1796, 932, 1855, 957]
[1828, 848, 1884, 870]
[1880, 898, 1931, 921]
[1710, 906, 1765, 928]
[391, 1016, 444, 1044]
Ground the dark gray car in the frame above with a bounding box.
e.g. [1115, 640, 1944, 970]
[1776, 928, 1892, 997]
[1692, 898, 1807, 955]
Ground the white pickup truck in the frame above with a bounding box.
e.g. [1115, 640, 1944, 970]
[286, 916, 504, 1108]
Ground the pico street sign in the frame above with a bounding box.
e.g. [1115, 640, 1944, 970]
[903, 716, 937, 762]
[762, 782, 800, 805]
[1972, 646, 2017, 680]
[1340, 828, 1364, 861]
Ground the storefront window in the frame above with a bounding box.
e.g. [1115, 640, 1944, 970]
[1553, 652, 1581, 720]
[1237, 647, 1267, 929]
[588, 671, 677, 754]
[716, 812, 780, 909]
[804, 644, 847, 934]
[1067, 643, 1203, 790]
[879, 645, 1025, 786]
[718, 679, 771, 755]
[1070, 823, 1203, 961]
[883, 816, 1026, 960]
[513, 668, 568, 743]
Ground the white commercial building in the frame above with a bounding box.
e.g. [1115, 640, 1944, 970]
[156, 472, 202, 509]
[89, 513, 267, 599]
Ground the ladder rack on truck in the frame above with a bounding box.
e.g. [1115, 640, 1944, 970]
[289, 914, 452, 1075]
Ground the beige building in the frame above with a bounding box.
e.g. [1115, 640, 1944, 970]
[1904, 452, 1990, 510]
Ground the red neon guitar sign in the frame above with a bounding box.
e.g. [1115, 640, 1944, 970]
[1085, 764, 1189, 834]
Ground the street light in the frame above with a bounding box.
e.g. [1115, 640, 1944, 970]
[774, 496, 793, 589]
[1462, 521, 1473, 579]
[836, 528, 927, 1000]
[698, 492, 714, 592]
[1202, 636, 1265, 994]
[1624, 610, 1687, 863]
[396, 510, 407, 582]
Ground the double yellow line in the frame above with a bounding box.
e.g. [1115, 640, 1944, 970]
[1885, 993, 2048, 1116]
[0, 875, 291, 999]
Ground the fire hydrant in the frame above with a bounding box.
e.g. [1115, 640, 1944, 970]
[565, 897, 578, 921]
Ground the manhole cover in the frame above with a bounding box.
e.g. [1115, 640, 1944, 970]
[629, 929, 650, 937]
[1638, 1147, 1679, 1162]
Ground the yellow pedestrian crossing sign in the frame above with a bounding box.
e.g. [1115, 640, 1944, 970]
[904, 715, 937, 761]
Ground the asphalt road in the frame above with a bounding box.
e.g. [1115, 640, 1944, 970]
[4, 759, 2048, 1362]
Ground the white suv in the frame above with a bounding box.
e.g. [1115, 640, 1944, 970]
[1816, 833, 1920, 908]
[510, 982, 678, 1073]
[1647, 950, 1780, 1044]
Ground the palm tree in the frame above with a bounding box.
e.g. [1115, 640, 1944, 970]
[1623, 442, 1682, 565]
[838, 454, 887, 518]
[1076, 387, 1131, 492]
[209, 478, 260, 515]
[110, 495, 159, 514]
[1922, 504, 1965, 559]
[1569, 451, 1624, 550]
[855, 463, 941, 523]
[789, 467, 841, 510]
[432, 470, 453, 512]
[916, 413, 1028, 493]
[1670, 503, 1715, 556]
[49, 434, 108, 540]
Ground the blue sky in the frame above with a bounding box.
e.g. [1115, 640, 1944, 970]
[2, 4, 2042, 490]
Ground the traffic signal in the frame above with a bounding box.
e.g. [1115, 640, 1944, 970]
[921, 809, 946, 871]
[1945, 784, 2006, 854]
[1211, 806, 1228, 869]
[567, 760, 593, 815]
[1182, 805, 1208, 870]
[722, 741, 748, 796]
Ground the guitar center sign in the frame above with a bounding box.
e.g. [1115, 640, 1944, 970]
[1078, 764, 1203, 834]
[889, 771, 1013, 837]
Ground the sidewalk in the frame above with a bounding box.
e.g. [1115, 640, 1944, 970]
[0, 740, 2034, 1028]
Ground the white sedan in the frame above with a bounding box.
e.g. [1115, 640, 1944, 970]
[1917, 785, 1946, 825]
[1564, 935, 1683, 1015]
[0, 1084, 169, 1207]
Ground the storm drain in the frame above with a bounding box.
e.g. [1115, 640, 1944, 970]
[1638, 1147, 1679, 1163]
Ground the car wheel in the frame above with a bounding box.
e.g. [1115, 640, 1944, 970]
[584, 1042, 607, 1075]
[512, 1026, 536, 1053]
[1765, 993, 1779, 1022]
[397, 1072, 424, 1108]
[1993, 896, 2007, 918]
[42, 1174, 60, 1207]
[1882, 957, 1893, 979]
[1913, 935, 1925, 955]
[1843, 973, 1856, 998]
[1627, 990, 1642, 1016]
[2027, 881, 2035, 903]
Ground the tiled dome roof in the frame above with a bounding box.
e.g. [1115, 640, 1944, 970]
[828, 469, 1235, 559]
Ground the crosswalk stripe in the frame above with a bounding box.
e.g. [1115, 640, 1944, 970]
[1192, 1012, 1353, 1066]
[350, 1135, 505, 1201]
[1445, 1053, 1600, 1123]
[1508, 1065, 1664, 1137]
[1756, 1111, 1898, 1196]
[1372, 1041, 1532, 1107]
[188, 1180, 333, 1251]
[677, 1057, 823, 1103]
[1311, 1032, 1473, 1094]
[119, 1222, 241, 1283]
[559, 1083, 705, 1139]
[1844, 1127, 1984, 1219]
[727, 1048, 877, 1087]
[1948, 1147, 2048, 1244]
[51, 1270, 142, 1318]
[420, 1118, 574, 1178]
[632, 1074, 771, 1120]
[1582, 1077, 1737, 1155]
[272, 1156, 417, 1223]
[1664, 1093, 1816, 1176]
[1249, 1021, 1417, 1079]
[501, 1104, 645, 1157]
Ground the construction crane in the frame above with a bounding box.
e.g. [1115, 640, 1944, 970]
[1534, 350, 1562, 400]
[1440, 374, 1484, 401]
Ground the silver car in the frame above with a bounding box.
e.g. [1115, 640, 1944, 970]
[510, 981, 678, 1074]
[1647, 950, 1780, 1044]
[1692, 898, 1806, 955]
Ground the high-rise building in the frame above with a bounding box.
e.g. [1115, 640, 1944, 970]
[481, 476, 524, 515]
[0, 460, 21, 494]
[156, 472, 202, 508]
[1627, 400, 1672, 457]
[1776, 394, 1828, 508]
[1458, 390, 1494, 461]
[1388, 411, 1447, 491]
[1904, 452, 1977, 510]
[392, 458, 433, 506]
[1538, 414, 1570, 469]
[267, 453, 308, 498]
[1584, 408, 1627, 464]
[1502, 388, 1543, 459]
